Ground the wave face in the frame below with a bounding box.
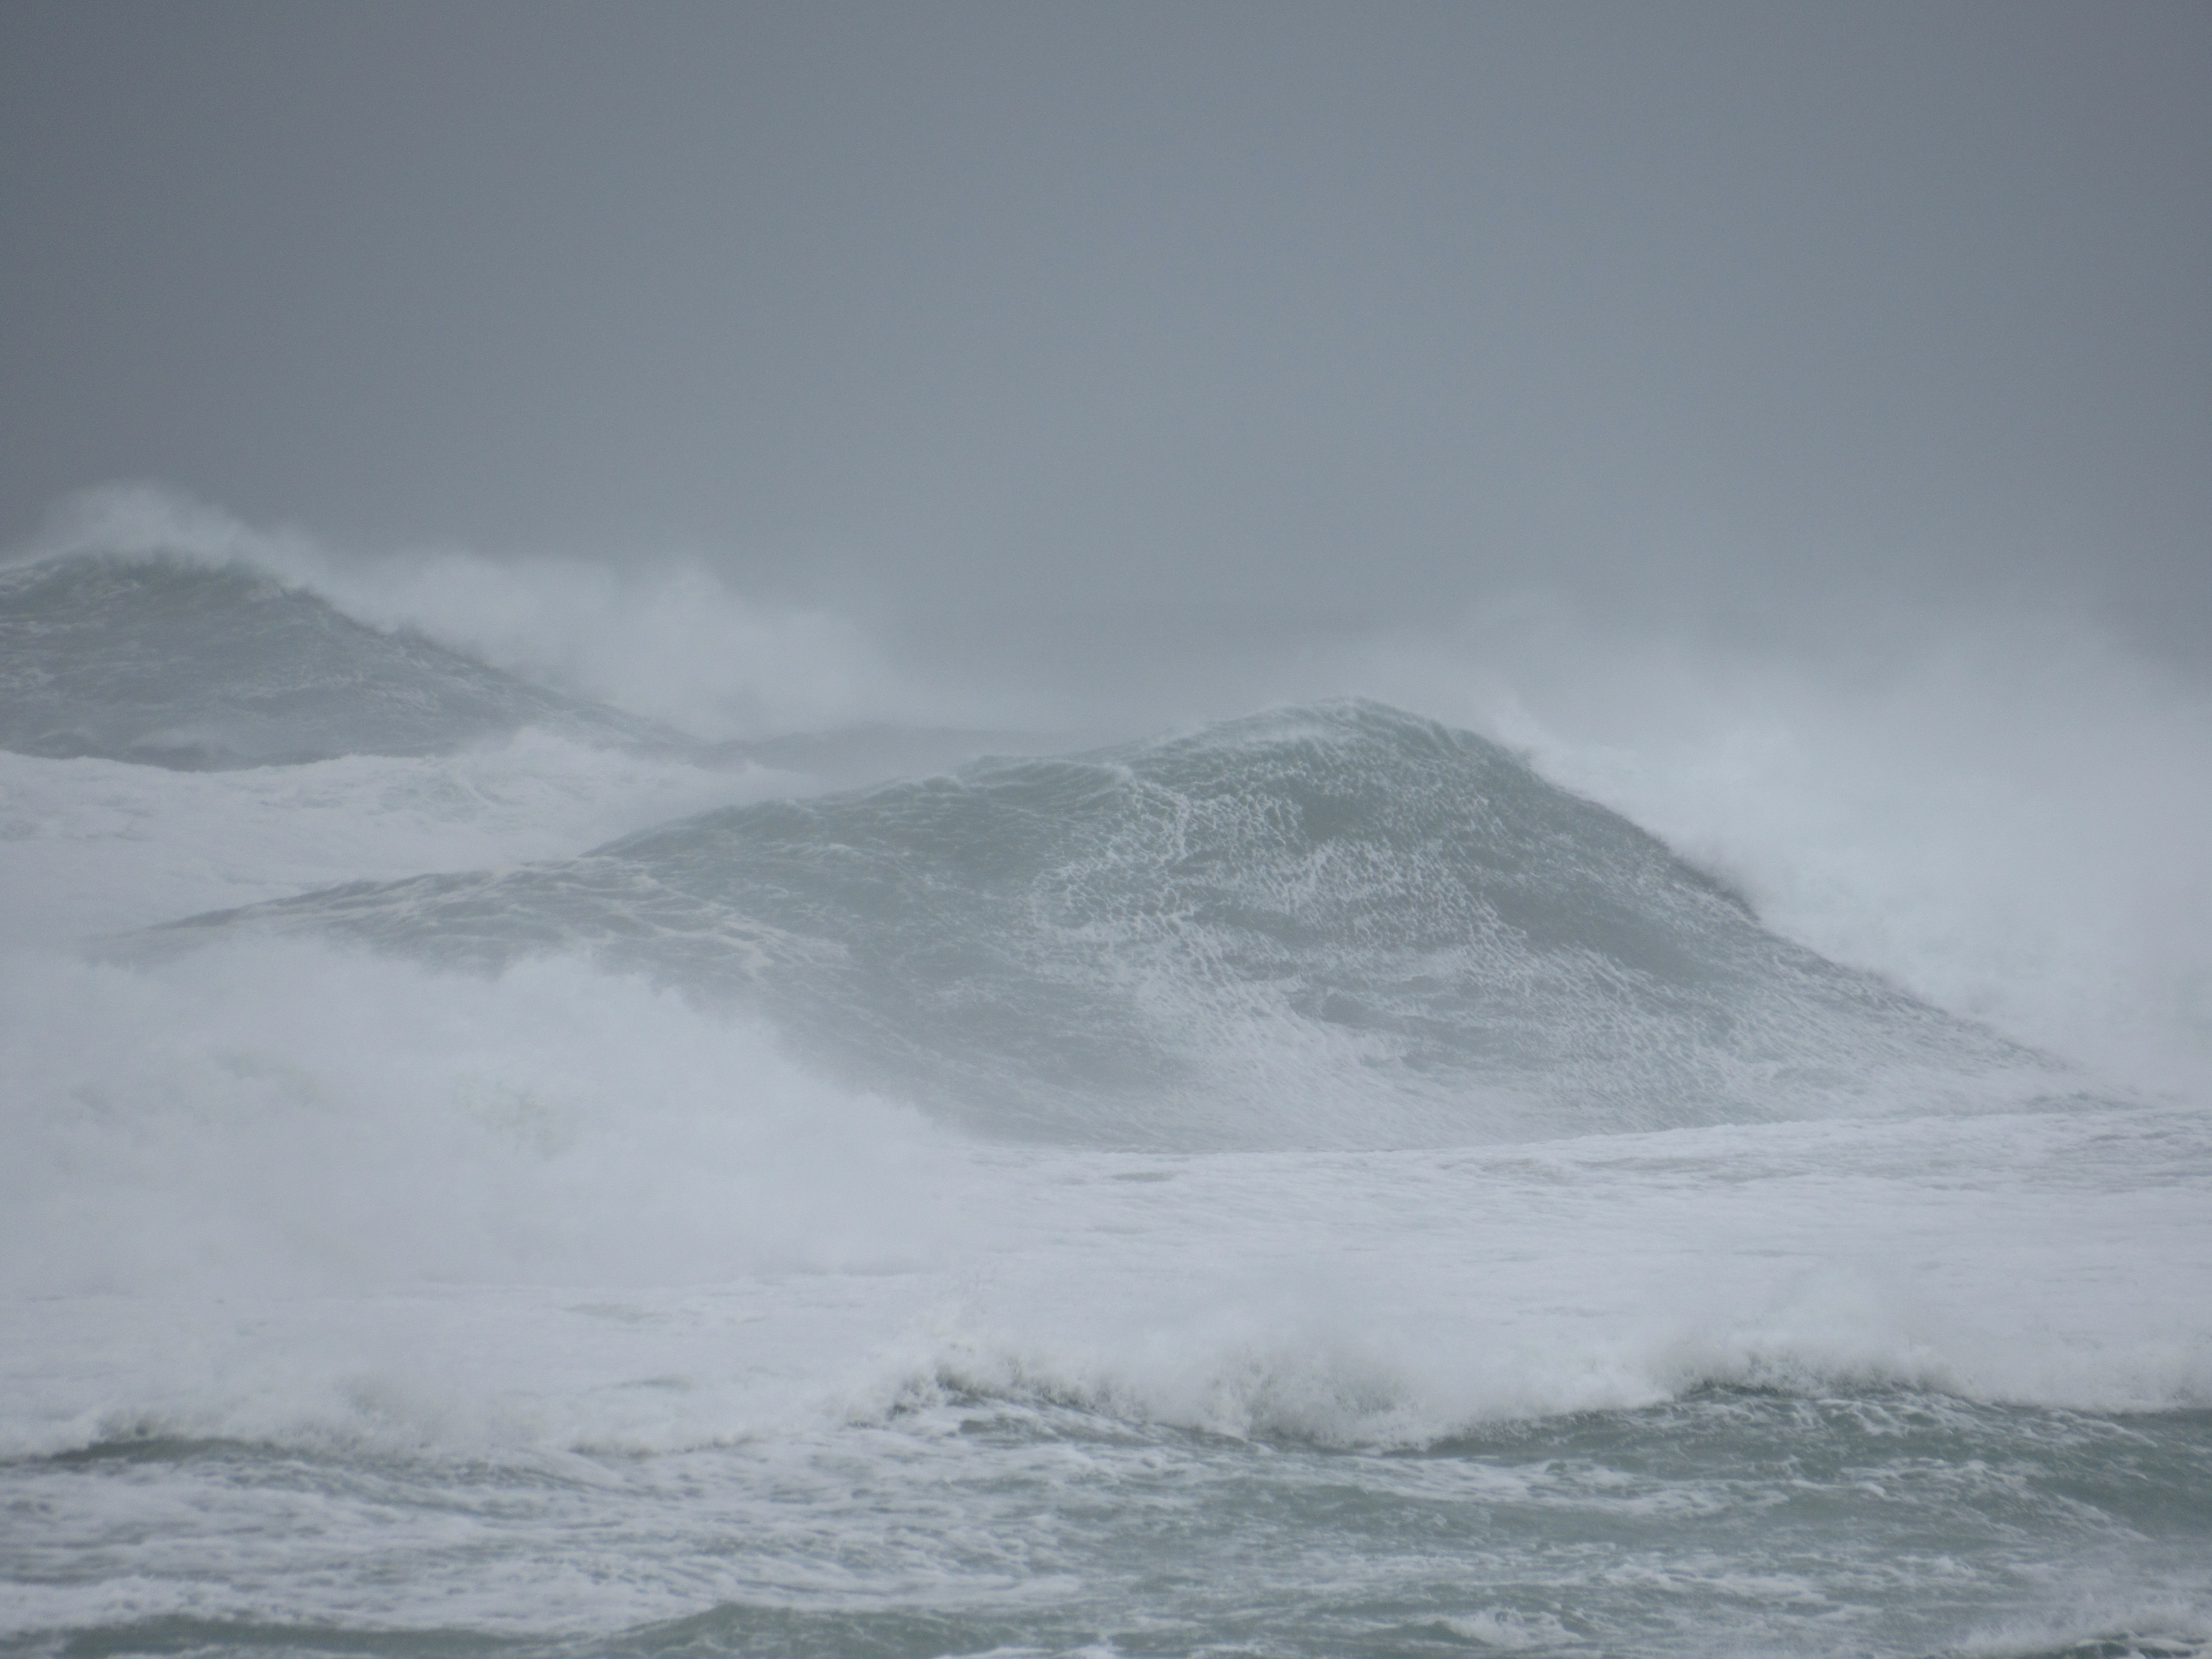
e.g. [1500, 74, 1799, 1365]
[163, 699, 2048, 1147]
[0, 554, 685, 768]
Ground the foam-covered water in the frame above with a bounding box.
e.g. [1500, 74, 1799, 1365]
[3, 544, 2207, 1659]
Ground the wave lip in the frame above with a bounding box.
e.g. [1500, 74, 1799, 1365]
[0, 552, 689, 769]
[144, 700, 2064, 1147]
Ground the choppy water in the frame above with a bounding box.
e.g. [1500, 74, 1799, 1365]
[3, 553, 2207, 1659]
[11, 1391, 2210, 1659]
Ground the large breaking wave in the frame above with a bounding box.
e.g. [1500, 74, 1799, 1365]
[151, 699, 2056, 1148]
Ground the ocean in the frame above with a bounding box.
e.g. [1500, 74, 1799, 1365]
[2, 551, 2207, 1659]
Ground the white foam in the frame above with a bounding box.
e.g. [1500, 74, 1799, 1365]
[3, 935, 2205, 1463]
[0, 942, 959, 1306]
[1338, 612, 2212, 1095]
[0, 735, 793, 947]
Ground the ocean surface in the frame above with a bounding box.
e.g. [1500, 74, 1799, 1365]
[3, 552, 2209, 1659]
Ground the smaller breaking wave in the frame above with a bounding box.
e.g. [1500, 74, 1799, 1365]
[0, 553, 689, 768]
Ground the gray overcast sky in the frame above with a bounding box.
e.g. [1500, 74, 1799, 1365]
[4, 1, 2208, 683]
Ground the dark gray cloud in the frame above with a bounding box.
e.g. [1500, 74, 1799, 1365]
[5, 1, 2208, 679]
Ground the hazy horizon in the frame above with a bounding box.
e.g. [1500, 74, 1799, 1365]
[6, 0, 2208, 700]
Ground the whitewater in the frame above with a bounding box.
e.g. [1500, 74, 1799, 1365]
[3, 544, 2210, 1659]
